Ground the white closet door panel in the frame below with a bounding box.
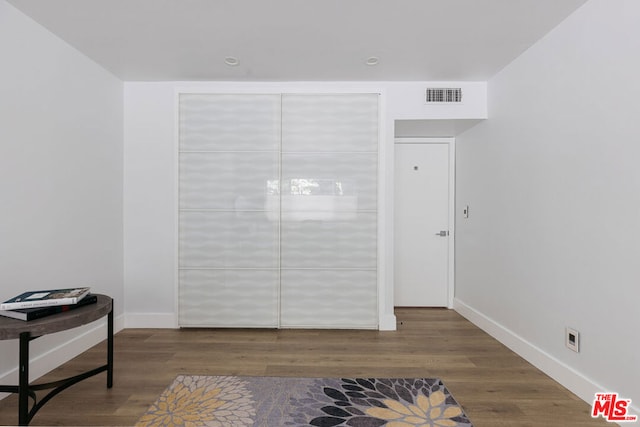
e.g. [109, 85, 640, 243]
[281, 213, 377, 269]
[179, 93, 281, 328]
[281, 153, 377, 211]
[179, 93, 378, 329]
[280, 93, 378, 329]
[179, 211, 279, 268]
[179, 269, 279, 327]
[281, 94, 378, 152]
[180, 152, 279, 210]
[179, 94, 281, 151]
[280, 270, 377, 328]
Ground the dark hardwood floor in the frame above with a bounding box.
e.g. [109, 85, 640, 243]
[0, 308, 608, 426]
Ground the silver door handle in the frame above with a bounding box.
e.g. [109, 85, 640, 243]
[435, 231, 449, 236]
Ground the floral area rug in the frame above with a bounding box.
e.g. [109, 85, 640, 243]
[136, 375, 473, 427]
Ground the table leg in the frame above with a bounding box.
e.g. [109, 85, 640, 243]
[107, 307, 113, 388]
[18, 331, 30, 426]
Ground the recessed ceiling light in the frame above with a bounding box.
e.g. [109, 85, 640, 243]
[224, 56, 239, 66]
[365, 56, 379, 66]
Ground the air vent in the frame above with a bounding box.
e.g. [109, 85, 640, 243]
[426, 88, 463, 103]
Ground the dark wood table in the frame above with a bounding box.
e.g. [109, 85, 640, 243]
[0, 294, 113, 426]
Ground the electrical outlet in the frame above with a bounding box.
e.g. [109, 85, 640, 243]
[566, 327, 580, 353]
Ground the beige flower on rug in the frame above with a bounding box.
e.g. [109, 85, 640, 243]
[136, 375, 255, 427]
[365, 390, 463, 427]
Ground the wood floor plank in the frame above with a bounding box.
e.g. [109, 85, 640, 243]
[0, 308, 609, 426]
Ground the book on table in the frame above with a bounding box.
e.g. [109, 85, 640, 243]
[0, 287, 91, 311]
[0, 294, 98, 321]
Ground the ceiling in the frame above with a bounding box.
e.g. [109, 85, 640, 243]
[8, 0, 587, 82]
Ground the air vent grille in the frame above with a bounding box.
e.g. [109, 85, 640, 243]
[426, 88, 463, 103]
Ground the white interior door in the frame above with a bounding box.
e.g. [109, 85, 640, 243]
[394, 141, 450, 307]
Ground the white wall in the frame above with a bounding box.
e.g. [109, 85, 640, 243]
[123, 83, 177, 327]
[0, 0, 124, 386]
[123, 81, 486, 329]
[456, 0, 640, 411]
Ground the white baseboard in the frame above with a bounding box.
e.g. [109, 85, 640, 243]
[0, 313, 125, 401]
[452, 298, 640, 420]
[124, 312, 177, 328]
[378, 313, 397, 331]
[453, 299, 596, 395]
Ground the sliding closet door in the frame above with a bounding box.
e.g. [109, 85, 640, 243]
[280, 94, 379, 328]
[178, 94, 281, 327]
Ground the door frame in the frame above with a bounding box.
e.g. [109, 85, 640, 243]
[393, 137, 455, 308]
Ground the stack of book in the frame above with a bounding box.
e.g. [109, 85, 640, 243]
[0, 287, 96, 321]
